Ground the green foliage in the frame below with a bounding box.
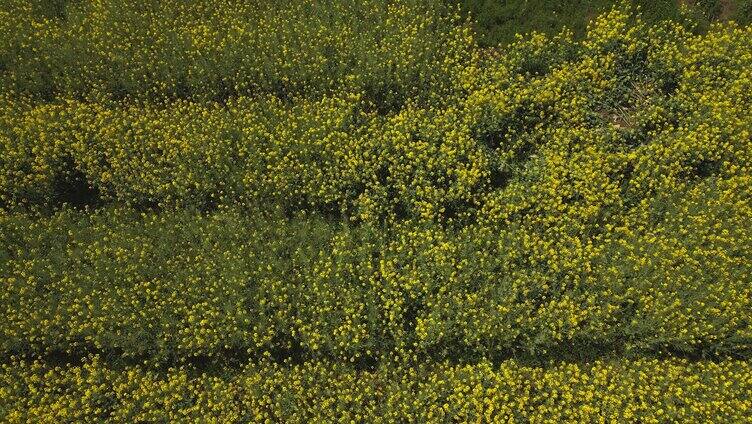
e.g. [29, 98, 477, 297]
[734, 0, 752, 22]
[459, 0, 751, 46]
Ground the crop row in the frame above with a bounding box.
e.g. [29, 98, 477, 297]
[2, 356, 751, 422]
[2, 199, 750, 363]
[0, 0, 472, 106]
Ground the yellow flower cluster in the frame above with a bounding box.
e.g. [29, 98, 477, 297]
[1, 356, 751, 423]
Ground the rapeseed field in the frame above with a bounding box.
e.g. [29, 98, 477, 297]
[1, 1, 751, 421]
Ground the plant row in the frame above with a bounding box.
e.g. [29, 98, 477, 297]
[2, 356, 751, 422]
[0, 0, 472, 106]
[2, 199, 750, 363]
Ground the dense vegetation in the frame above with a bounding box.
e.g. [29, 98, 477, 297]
[3, 357, 751, 422]
[1, 0, 751, 421]
[461, 0, 752, 45]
